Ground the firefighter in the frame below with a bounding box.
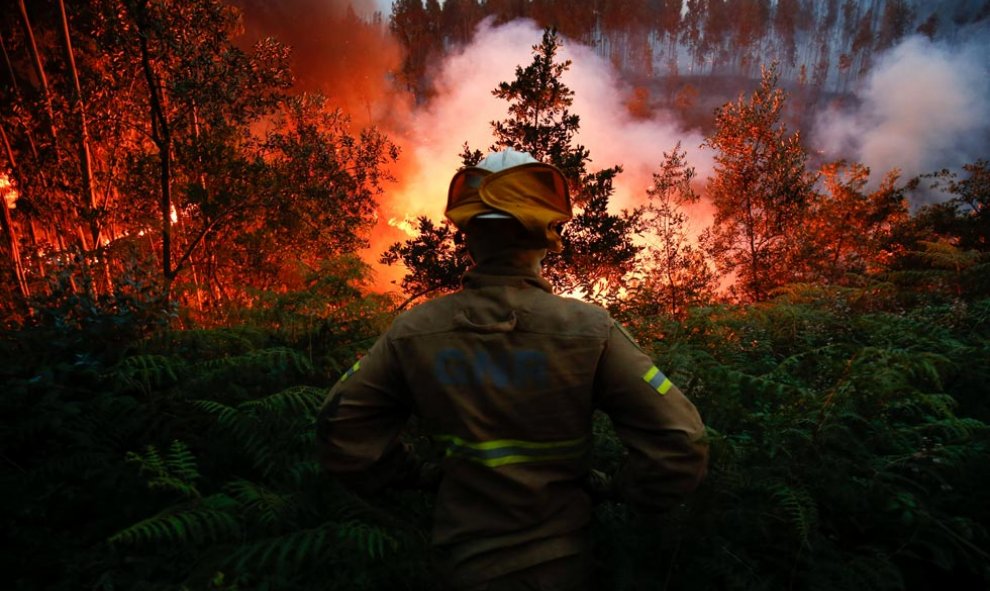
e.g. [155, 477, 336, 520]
[316, 149, 708, 591]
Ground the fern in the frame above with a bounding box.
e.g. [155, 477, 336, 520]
[335, 519, 399, 559]
[224, 480, 295, 531]
[110, 354, 185, 394]
[189, 399, 240, 427]
[126, 441, 201, 498]
[184, 347, 314, 396]
[239, 385, 325, 418]
[226, 524, 335, 574]
[222, 519, 398, 577]
[769, 482, 819, 547]
[109, 494, 241, 547]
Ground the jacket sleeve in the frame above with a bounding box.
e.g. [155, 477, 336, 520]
[594, 322, 708, 514]
[315, 333, 426, 495]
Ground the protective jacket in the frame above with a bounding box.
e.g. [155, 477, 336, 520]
[316, 254, 708, 588]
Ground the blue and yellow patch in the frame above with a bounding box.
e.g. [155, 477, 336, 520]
[643, 365, 674, 395]
[338, 360, 361, 383]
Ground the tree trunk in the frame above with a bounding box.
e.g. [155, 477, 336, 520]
[131, 0, 173, 289]
[1, 121, 32, 302]
[1, 32, 40, 161]
[17, 0, 59, 146]
[57, 0, 99, 248]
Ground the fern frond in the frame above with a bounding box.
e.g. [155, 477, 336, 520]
[336, 519, 399, 559]
[239, 385, 325, 418]
[770, 483, 819, 547]
[109, 495, 241, 547]
[226, 523, 334, 574]
[189, 399, 240, 428]
[110, 354, 184, 392]
[125, 441, 201, 498]
[224, 479, 295, 530]
[165, 440, 201, 484]
[288, 460, 323, 487]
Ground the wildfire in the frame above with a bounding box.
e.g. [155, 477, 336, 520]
[387, 215, 419, 237]
[1, 175, 18, 209]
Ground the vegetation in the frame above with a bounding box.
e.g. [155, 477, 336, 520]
[1, 1, 989, 590]
[3, 268, 988, 590]
[384, 28, 643, 306]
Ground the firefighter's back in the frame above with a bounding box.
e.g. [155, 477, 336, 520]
[388, 270, 609, 587]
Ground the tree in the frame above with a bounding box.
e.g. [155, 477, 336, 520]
[489, 29, 641, 302]
[793, 161, 908, 284]
[877, 0, 914, 51]
[490, 28, 588, 184]
[124, 0, 293, 296]
[384, 28, 642, 305]
[0, 0, 396, 320]
[230, 95, 398, 297]
[440, 0, 483, 46]
[912, 160, 990, 252]
[702, 64, 816, 302]
[379, 217, 467, 309]
[681, 0, 705, 73]
[636, 142, 715, 317]
[391, 0, 443, 100]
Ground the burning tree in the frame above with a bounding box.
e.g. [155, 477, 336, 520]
[792, 161, 908, 285]
[0, 0, 398, 316]
[634, 142, 715, 317]
[385, 27, 641, 305]
[702, 63, 816, 302]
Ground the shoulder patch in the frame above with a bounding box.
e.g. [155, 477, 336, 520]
[337, 359, 361, 384]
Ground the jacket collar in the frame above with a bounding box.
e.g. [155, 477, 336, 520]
[462, 250, 553, 293]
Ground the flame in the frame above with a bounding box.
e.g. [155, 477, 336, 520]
[1, 175, 18, 209]
[387, 215, 419, 238]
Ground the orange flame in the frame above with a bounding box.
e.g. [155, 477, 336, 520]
[1, 175, 18, 209]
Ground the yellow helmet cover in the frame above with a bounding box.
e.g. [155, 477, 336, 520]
[446, 152, 572, 252]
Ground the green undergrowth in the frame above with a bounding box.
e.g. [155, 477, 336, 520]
[2, 284, 988, 590]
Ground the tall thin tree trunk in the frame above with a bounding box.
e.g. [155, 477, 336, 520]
[57, 0, 99, 248]
[0, 32, 18, 95]
[0, 125, 30, 303]
[18, 0, 59, 146]
[1, 32, 39, 161]
[131, 0, 173, 292]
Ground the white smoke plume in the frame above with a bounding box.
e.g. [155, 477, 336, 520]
[384, 18, 711, 224]
[812, 34, 990, 195]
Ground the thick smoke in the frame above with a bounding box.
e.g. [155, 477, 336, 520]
[234, 0, 406, 128]
[383, 18, 711, 229]
[812, 34, 990, 196]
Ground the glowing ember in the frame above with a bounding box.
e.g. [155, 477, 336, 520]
[1, 175, 17, 209]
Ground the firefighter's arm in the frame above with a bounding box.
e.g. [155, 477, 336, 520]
[594, 322, 708, 514]
[315, 334, 431, 495]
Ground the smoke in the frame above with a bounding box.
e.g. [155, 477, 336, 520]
[233, 0, 406, 128]
[380, 17, 711, 234]
[812, 34, 990, 195]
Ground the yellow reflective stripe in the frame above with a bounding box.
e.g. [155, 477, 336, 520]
[643, 365, 673, 395]
[339, 360, 361, 383]
[436, 434, 589, 468]
[477, 451, 588, 468]
[436, 434, 587, 451]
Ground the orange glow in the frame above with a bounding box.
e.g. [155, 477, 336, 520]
[1, 175, 18, 209]
[352, 19, 722, 298]
[387, 215, 419, 238]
